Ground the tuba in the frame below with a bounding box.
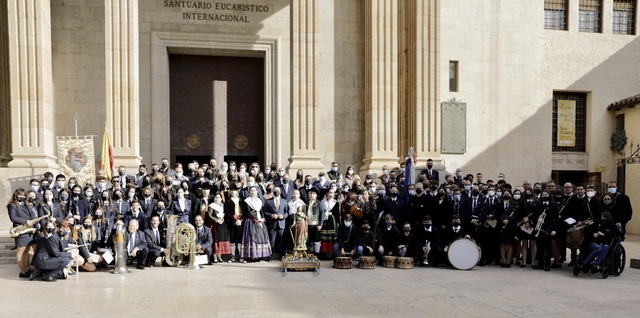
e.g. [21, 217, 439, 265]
[10, 212, 50, 238]
[164, 214, 180, 266]
[174, 222, 200, 270]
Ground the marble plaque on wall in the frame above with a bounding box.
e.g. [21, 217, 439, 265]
[441, 100, 466, 154]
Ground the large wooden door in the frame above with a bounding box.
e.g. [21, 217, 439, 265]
[169, 54, 264, 166]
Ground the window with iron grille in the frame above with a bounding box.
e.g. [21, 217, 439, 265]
[544, 0, 568, 30]
[579, 0, 602, 33]
[552, 92, 587, 152]
[449, 61, 458, 92]
[613, 0, 636, 35]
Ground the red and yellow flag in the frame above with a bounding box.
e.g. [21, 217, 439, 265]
[100, 125, 114, 179]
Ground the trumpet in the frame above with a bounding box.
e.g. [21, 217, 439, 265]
[534, 209, 547, 238]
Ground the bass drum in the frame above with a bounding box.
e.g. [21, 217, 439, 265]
[447, 238, 481, 270]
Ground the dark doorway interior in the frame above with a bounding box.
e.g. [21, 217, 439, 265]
[224, 155, 259, 167]
[552, 170, 587, 186]
[169, 54, 265, 165]
[175, 155, 212, 167]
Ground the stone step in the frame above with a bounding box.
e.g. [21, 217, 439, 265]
[1, 244, 15, 250]
[0, 250, 14, 258]
[0, 237, 13, 244]
[0, 257, 14, 265]
[631, 258, 640, 269]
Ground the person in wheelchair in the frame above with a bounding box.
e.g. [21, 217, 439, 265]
[577, 211, 620, 273]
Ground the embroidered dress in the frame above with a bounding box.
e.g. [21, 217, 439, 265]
[240, 197, 272, 258]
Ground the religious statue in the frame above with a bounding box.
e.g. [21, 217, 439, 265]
[291, 205, 308, 251]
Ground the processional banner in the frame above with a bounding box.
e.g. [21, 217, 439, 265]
[56, 136, 96, 187]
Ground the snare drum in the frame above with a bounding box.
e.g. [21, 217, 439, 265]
[566, 227, 585, 249]
[359, 256, 376, 269]
[383, 256, 397, 268]
[447, 238, 481, 270]
[396, 257, 414, 269]
[334, 257, 352, 269]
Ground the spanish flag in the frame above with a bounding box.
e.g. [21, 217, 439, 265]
[100, 124, 114, 179]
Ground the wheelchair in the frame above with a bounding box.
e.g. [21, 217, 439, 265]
[572, 236, 625, 279]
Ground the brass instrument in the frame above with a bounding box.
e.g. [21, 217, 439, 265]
[174, 222, 200, 270]
[517, 212, 534, 227]
[534, 209, 547, 238]
[164, 214, 180, 266]
[9, 212, 50, 238]
[112, 222, 130, 274]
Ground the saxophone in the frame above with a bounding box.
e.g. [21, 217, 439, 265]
[10, 211, 50, 238]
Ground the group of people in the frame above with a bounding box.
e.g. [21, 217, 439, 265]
[7, 158, 633, 281]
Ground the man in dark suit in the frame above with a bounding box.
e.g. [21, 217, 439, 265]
[124, 201, 149, 231]
[278, 174, 294, 201]
[607, 181, 632, 236]
[125, 219, 149, 270]
[140, 187, 157, 218]
[263, 188, 290, 254]
[441, 215, 470, 248]
[194, 215, 213, 265]
[382, 186, 408, 226]
[144, 215, 168, 267]
[461, 185, 486, 238]
[420, 158, 439, 182]
[312, 172, 332, 201]
[299, 175, 315, 204]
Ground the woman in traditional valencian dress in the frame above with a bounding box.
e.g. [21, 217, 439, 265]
[240, 186, 271, 261]
[319, 189, 339, 258]
[208, 193, 230, 263]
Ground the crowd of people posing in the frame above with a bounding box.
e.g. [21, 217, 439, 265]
[7, 158, 633, 281]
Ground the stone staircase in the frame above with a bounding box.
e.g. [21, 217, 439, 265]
[0, 236, 15, 265]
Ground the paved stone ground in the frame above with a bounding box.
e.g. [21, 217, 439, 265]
[1, 235, 639, 317]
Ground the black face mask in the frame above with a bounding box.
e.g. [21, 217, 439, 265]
[28, 197, 35, 203]
[46, 227, 56, 233]
[534, 189, 542, 194]
[389, 192, 398, 197]
[427, 164, 433, 169]
[83, 224, 92, 229]
[471, 190, 480, 196]
[144, 193, 151, 198]
[525, 193, 533, 199]
[416, 189, 423, 194]
[503, 196, 511, 201]
[17, 197, 25, 202]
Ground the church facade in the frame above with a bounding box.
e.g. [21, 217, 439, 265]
[1, 0, 639, 232]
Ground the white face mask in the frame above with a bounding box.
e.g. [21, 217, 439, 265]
[608, 187, 617, 194]
[278, 171, 285, 177]
[56, 181, 65, 188]
[513, 194, 521, 200]
[488, 190, 495, 197]
[344, 221, 352, 227]
[336, 182, 343, 187]
[586, 191, 595, 198]
[247, 181, 255, 187]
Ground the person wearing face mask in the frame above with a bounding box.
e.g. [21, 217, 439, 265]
[30, 221, 57, 281]
[578, 211, 620, 273]
[92, 207, 112, 251]
[144, 215, 169, 266]
[240, 176, 264, 201]
[581, 185, 601, 222]
[205, 193, 230, 263]
[442, 215, 470, 252]
[382, 186, 408, 228]
[416, 216, 441, 266]
[318, 189, 339, 259]
[420, 158, 439, 182]
[75, 216, 103, 271]
[158, 158, 173, 175]
[224, 186, 245, 262]
[311, 171, 330, 201]
[497, 190, 518, 268]
[171, 187, 192, 225]
[39, 189, 64, 227]
[139, 188, 158, 218]
[327, 162, 342, 181]
[516, 188, 538, 268]
[461, 185, 485, 237]
[408, 183, 428, 227]
[333, 214, 358, 261]
[8, 188, 39, 278]
[36, 220, 74, 281]
[112, 190, 131, 221]
[292, 169, 305, 189]
[532, 191, 559, 271]
[304, 188, 325, 255]
[264, 188, 289, 256]
[605, 181, 632, 237]
[375, 214, 401, 264]
[343, 165, 357, 187]
[599, 194, 627, 238]
[77, 185, 97, 221]
[124, 201, 150, 231]
[356, 220, 376, 258]
[240, 186, 272, 262]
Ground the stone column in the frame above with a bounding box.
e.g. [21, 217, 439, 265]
[6, 0, 57, 168]
[287, 0, 324, 174]
[360, 0, 400, 176]
[406, 0, 443, 170]
[105, 0, 141, 169]
[0, 0, 11, 166]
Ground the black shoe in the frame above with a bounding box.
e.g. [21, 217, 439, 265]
[146, 264, 154, 268]
[126, 261, 133, 266]
[42, 274, 57, 282]
[207, 262, 213, 265]
[506, 264, 511, 268]
[531, 265, 540, 270]
[478, 259, 486, 267]
[29, 269, 43, 281]
[136, 265, 145, 270]
[551, 263, 561, 269]
[18, 272, 29, 278]
[544, 266, 550, 271]
[568, 261, 575, 266]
